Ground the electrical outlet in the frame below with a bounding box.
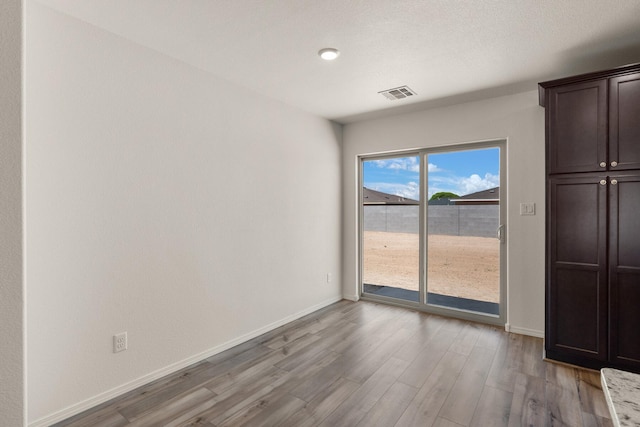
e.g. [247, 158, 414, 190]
[113, 332, 127, 353]
[326, 273, 331, 283]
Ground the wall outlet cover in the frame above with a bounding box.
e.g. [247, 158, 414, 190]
[114, 332, 127, 353]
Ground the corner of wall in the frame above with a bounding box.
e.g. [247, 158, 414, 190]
[0, 0, 25, 425]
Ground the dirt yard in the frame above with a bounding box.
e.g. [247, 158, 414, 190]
[363, 231, 500, 303]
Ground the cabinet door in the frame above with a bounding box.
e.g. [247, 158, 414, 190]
[609, 173, 640, 368]
[610, 73, 640, 171]
[548, 80, 607, 174]
[547, 175, 608, 362]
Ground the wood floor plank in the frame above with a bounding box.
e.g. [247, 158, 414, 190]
[545, 363, 584, 427]
[507, 373, 546, 427]
[279, 377, 360, 427]
[254, 300, 350, 347]
[521, 335, 546, 378]
[317, 357, 410, 427]
[577, 370, 612, 420]
[397, 325, 462, 388]
[433, 417, 466, 427]
[224, 393, 307, 427]
[485, 331, 518, 393]
[204, 344, 273, 376]
[272, 336, 333, 372]
[54, 300, 614, 427]
[470, 385, 513, 427]
[581, 412, 615, 427]
[53, 410, 129, 427]
[190, 349, 286, 396]
[127, 388, 216, 426]
[475, 324, 504, 350]
[177, 368, 288, 426]
[205, 339, 263, 365]
[392, 313, 446, 362]
[337, 316, 405, 361]
[179, 382, 283, 426]
[211, 350, 342, 426]
[344, 326, 415, 384]
[394, 351, 467, 427]
[437, 345, 496, 425]
[185, 348, 340, 425]
[449, 322, 483, 356]
[287, 355, 350, 402]
[261, 311, 337, 350]
[355, 381, 418, 427]
[118, 367, 221, 422]
[392, 307, 432, 331]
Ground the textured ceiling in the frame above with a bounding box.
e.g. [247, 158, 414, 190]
[34, 0, 640, 123]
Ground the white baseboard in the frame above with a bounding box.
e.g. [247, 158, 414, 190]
[505, 323, 544, 338]
[342, 293, 360, 302]
[30, 295, 343, 427]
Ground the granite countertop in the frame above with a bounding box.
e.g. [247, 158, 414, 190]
[601, 368, 640, 427]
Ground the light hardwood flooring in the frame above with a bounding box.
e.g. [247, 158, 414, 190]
[54, 300, 613, 427]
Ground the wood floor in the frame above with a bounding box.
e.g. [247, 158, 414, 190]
[54, 300, 613, 427]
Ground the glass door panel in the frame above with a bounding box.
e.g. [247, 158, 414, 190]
[361, 156, 421, 302]
[426, 147, 501, 315]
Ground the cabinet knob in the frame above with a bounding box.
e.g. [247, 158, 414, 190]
[600, 179, 607, 186]
[611, 179, 618, 185]
[611, 161, 618, 167]
[600, 161, 607, 168]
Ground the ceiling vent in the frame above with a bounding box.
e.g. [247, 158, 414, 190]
[379, 85, 417, 101]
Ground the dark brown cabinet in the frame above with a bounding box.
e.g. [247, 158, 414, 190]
[547, 174, 608, 365]
[540, 63, 640, 372]
[547, 80, 607, 174]
[610, 73, 640, 171]
[609, 173, 640, 369]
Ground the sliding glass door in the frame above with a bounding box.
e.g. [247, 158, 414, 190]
[426, 147, 501, 316]
[361, 155, 421, 302]
[360, 142, 505, 324]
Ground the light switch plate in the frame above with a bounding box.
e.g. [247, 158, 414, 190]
[520, 203, 535, 216]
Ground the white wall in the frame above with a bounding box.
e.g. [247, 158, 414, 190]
[0, 1, 25, 425]
[25, 3, 342, 424]
[342, 91, 545, 336]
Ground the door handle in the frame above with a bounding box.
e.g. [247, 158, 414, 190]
[497, 224, 505, 243]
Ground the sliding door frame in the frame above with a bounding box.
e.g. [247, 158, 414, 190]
[358, 139, 507, 327]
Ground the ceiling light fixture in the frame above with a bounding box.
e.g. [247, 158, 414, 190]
[318, 48, 340, 61]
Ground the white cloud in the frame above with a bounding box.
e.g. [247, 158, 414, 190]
[368, 158, 443, 174]
[458, 173, 500, 195]
[427, 163, 441, 172]
[427, 172, 499, 199]
[369, 181, 420, 200]
[370, 157, 420, 173]
[367, 157, 498, 200]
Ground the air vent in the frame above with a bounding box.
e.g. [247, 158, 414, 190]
[379, 85, 417, 101]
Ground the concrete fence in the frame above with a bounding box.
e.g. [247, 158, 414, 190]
[363, 205, 499, 238]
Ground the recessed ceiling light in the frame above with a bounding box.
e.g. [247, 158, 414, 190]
[318, 48, 340, 61]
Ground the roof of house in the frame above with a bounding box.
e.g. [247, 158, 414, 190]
[452, 187, 500, 205]
[363, 188, 419, 205]
[458, 187, 499, 200]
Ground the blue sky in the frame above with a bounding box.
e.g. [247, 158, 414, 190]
[363, 147, 500, 200]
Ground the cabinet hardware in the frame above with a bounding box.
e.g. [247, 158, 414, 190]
[600, 179, 607, 185]
[600, 161, 607, 167]
[611, 179, 618, 185]
[611, 161, 618, 167]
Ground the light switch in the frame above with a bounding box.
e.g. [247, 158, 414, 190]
[520, 203, 535, 216]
